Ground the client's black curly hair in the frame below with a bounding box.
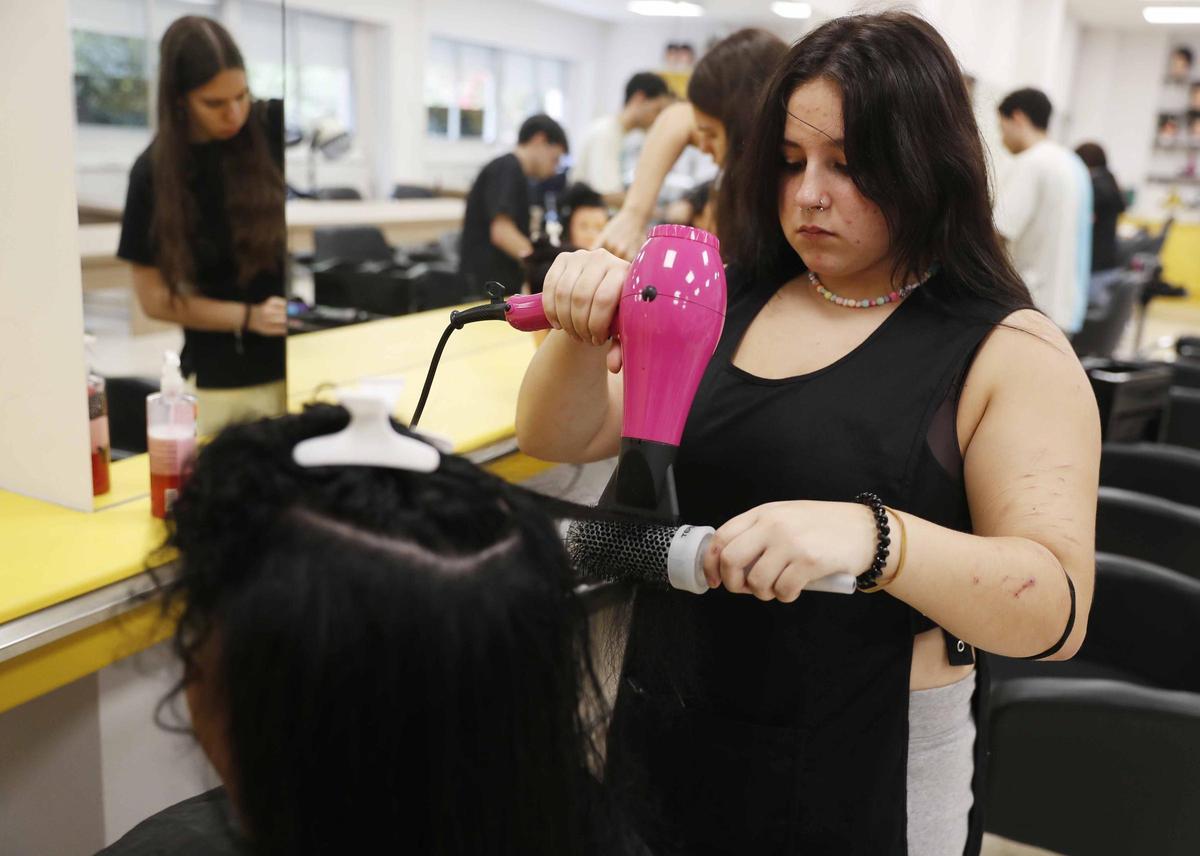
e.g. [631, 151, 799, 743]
[156, 405, 625, 856]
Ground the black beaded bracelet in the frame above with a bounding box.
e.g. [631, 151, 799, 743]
[854, 492, 891, 592]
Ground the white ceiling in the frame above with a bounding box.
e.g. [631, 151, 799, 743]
[536, 0, 1200, 30]
[531, 0, 850, 23]
[1064, 0, 1186, 30]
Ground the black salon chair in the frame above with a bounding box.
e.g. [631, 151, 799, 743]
[105, 376, 158, 457]
[1100, 442, 1200, 507]
[1095, 486, 1200, 579]
[1072, 271, 1142, 359]
[1173, 358, 1200, 390]
[310, 227, 416, 316]
[985, 677, 1200, 856]
[313, 226, 396, 266]
[988, 553, 1200, 692]
[1162, 386, 1200, 450]
[391, 184, 436, 199]
[314, 269, 414, 316]
[314, 186, 362, 200]
[408, 264, 475, 312]
[1115, 217, 1173, 268]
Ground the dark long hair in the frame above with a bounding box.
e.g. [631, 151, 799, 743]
[687, 28, 788, 233]
[152, 16, 284, 293]
[159, 406, 617, 856]
[722, 12, 1032, 310]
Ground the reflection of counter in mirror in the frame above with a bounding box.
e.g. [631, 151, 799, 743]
[80, 199, 466, 286]
[285, 197, 466, 253]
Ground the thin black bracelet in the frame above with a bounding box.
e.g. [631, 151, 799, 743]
[854, 492, 891, 592]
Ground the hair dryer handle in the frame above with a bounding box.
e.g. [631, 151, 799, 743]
[505, 294, 553, 332]
[505, 293, 619, 335]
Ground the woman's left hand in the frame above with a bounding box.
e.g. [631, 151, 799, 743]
[702, 501, 880, 602]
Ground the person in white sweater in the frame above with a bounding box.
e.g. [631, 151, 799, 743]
[995, 87, 1093, 334]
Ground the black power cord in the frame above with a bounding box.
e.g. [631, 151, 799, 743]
[410, 282, 511, 428]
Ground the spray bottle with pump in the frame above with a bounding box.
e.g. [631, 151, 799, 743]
[146, 351, 197, 519]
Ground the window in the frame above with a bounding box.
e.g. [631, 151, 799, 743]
[285, 10, 355, 133]
[426, 38, 569, 145]
[67, 0, 352, 133]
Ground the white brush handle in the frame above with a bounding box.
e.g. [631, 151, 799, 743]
[667, 526, 856, 595]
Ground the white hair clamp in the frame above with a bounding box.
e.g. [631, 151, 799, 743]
[293, 381, 444, 473]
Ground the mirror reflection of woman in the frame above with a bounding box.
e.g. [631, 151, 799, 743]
[118, 16, 286, 436]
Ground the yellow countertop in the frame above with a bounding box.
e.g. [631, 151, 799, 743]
[1122, 215, 1200, 301]
[0, 305, 540, 707]
[0, 455, 167, 626]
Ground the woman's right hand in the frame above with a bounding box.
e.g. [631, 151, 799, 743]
[597, 207, 651, 261]
[542, 249, 629, 373]
[247, 296, 288, 337]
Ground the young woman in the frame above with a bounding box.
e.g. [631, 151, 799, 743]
[118, 16, 286, 436]
[597, 28, 787, 259]
[517, 12, 1099, 855]
[103, 406, 648, 856]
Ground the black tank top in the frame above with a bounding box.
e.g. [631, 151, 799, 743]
[605, 268, 1014, 855]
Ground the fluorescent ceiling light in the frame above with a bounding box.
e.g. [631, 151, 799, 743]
[627, 1, 704, 16]
[771, 2, 812, 18]
[1144, 6, 1200, 24]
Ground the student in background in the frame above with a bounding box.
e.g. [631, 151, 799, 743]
[995, 87, 1093, 334]
[459, 114, 568, 296]
[1075, 141, 1128, 309]
[118, 16, 286, 437]
[572, 73, 672, 207]
[598, 29, 788, 259]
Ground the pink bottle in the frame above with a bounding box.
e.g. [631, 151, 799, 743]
[506, 224, 727, 518]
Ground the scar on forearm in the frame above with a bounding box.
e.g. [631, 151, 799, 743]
[1013, 578, 1036, 598]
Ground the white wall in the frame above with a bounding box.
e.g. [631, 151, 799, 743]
[0, 0, 93, 511]
[0, 642, 219, 852]
[419, 0, 608, 189]
[1068, 26, 1169, 215]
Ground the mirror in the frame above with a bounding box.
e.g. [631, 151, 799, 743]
[73, 0, 287, 506]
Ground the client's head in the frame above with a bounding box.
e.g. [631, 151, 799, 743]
[162, 405, 601, 856]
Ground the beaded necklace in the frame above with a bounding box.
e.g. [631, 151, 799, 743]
[808, 266, 936, 308]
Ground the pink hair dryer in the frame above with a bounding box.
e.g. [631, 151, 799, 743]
[484, 225, 727, 519]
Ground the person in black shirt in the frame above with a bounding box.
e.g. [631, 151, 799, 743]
[519, 12, 1099, 855]
[459, 114, 568, 296]
[118, 16, 286, 436]
[1075, 142, 1127, 309]
[1075, 142, 1126, 273]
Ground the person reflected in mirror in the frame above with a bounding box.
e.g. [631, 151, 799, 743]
[560, 183, 610, 251]
[571, 73, 672, 208]
[118, 16, 286, 437]
[459, 114, 568, 297]
[597, 29, 787, 259]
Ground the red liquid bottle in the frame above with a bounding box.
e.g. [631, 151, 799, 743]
[88, 373, 110, 496]
[146, 352, 197, 519]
